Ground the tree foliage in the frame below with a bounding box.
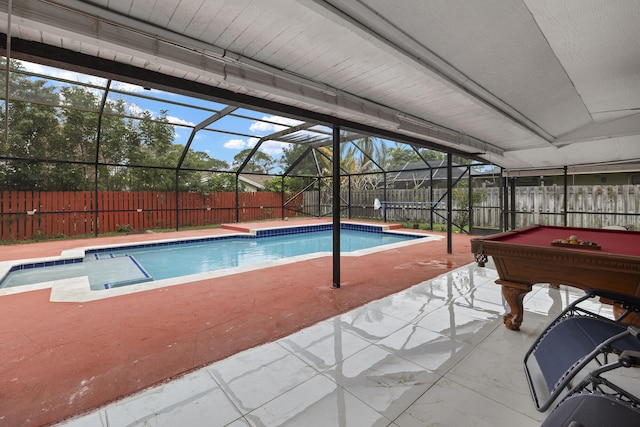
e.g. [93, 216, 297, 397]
[232, 148, 275, 174]
[0, 61, 233, 192]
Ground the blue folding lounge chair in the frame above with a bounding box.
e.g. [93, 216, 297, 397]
[540, 349, 640, 426]
[523, 289, 640, 412]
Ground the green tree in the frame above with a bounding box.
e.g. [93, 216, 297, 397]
[262, 175, 310, 193]
[137, 110, 174, 157]
[232, 148, 275, 173]
[275, 144, 320, 193]
[316, 136, 389, 190]
[178, 150, 223, 192]
[387, 144, 446, 169]
[387, 144, 421, 168]
[0, 61, 61, 190]
[202, 173, 246, 192]
[49, 86, 101, 190]
[1, 62, 250, 193]
[452, 179, 487, 230]
[280, 143, 317, 175]
[97, 99, 140, 190]
[124, 111, 177, 190]
[207, 157, 230, 172]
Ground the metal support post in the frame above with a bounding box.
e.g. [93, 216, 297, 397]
[447, 153, 452, 254]
[332, 125, 341, 288]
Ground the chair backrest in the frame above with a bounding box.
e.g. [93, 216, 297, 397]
[541, 391, 640, 427]
[524, 289, 640, 412]
[534, 317, 635, 393]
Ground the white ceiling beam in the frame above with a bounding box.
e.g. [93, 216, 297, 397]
[554, 112, 640, 145]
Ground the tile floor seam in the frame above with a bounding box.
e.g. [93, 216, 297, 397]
[273, 337, 351, 374]
[205, 366, 254, 418]
[322, 343, 444, 422]
[365, 300, 441, 326]
[270, 315, 449, 423]
[386, 373, 446, 426]
[369, 339, 442, 372]
[415, 318, 504, 380]
[209, 312, 422, 423]
[210, 344, 328, 416]
[244, 370, 388, 424]
[315, 370, 397, 425]
[440, 374, 540, 424]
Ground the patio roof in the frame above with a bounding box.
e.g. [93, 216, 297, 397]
[2, 1, 639, 174]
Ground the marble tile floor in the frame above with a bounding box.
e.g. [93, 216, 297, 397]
[56, 261, 628, 427]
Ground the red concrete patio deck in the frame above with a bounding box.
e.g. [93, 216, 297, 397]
[0, 219, 475, 426]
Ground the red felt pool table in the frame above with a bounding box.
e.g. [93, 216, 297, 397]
[471, 225, 640, 330]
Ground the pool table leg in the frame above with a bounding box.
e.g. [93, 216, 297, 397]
[499, 283, 532, 331]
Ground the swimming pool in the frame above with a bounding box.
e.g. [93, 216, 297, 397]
[0, 223, 428, 293]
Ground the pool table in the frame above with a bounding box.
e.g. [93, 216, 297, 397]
[471, 225, 640, 330]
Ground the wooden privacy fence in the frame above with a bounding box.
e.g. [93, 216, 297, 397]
[0, 191, 302, 241]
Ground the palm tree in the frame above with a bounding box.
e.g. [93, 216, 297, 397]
[316, 135, 390, 190]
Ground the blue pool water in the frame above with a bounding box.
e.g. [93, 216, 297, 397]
[1, 225, 423, 290]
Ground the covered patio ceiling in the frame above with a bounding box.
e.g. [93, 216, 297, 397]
[2, 0, 640, 174]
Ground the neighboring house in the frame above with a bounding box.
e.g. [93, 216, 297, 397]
[387, 161, 470, 189]
[201, 172, 270, 192]
[238, 173, 270, 192]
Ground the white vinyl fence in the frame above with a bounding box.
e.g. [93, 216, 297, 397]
[302, 185, 640, 230]
[483, 185, 640, 230]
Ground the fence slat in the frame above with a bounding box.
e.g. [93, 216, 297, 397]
[25, 191, 34, 240]
[0, 191, 7, 240]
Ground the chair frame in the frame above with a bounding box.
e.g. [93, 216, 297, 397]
[541, 351, 640, 426]
[524, 288, 640, 412]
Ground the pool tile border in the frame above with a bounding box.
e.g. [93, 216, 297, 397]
[0, 223, 420, 282]
[5, 257, 84, 273]
[0, 222, 438, 301]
